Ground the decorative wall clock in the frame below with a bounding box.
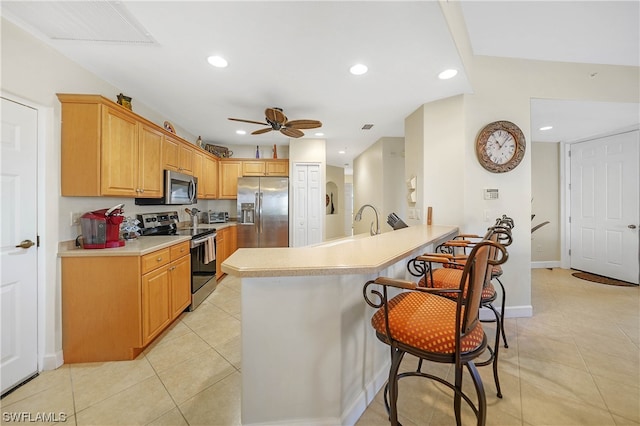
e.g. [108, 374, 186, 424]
[475, 120, 526, 173]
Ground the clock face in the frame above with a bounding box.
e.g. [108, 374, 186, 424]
[475, 121, 526, 173]
[485, 130, 516, 165]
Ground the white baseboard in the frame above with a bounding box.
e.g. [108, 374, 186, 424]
[480, 305, 532, 320]
[41, 351, 63, 371]
[531, 261, 561, 269]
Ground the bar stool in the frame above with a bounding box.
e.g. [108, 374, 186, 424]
[406, 224, 512, 398]
[364, 236, 508, 426]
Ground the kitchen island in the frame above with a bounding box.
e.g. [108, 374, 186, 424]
[221, 224, 457, 425]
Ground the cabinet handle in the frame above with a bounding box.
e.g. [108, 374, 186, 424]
[140, 188, 144, 193]
[157, 257, 163, 262]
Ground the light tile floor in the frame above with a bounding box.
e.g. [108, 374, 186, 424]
[1, 269, 638, 425]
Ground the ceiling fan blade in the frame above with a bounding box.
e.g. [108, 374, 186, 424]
[265, 108, 287, 125]
[228, 117, 268, 126]
[280, 127, 304, 138]
[285, 119, 322, 130]
[252, 127, 273, 135]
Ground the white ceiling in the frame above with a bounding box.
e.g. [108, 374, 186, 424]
[2, 1, 638, 170]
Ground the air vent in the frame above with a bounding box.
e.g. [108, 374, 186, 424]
[361, 124, 374, 130]
[2, 1, 157, 44]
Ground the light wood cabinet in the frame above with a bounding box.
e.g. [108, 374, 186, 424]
[242, 160, 288, 176]
[193, 150, 205, 199]
[219, 160, 243, 199]
[203, 155, 219, 199]
[59, 94, 161, 197]
[266, 160, 289, 176]
[100, 106, 139, 196]
[141, 241, 191, 345]
[61, 240, 191, 362]
[163, 134, 194, 174]
[138, 124, 164, 197]
[141, 265, 172, 345]
[215, 229, 226, 281]
[215, 226, 237, 280]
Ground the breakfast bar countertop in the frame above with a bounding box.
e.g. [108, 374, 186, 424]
[222, 224, 458, 277]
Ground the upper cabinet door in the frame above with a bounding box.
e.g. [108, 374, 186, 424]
[219, 161, 242, 199]
[163, 135, 180, 172]
[138, 124, 164, 198]
[101, 106, 139, 196]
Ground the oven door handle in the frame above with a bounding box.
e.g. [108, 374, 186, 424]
[191, 233, 216, 247]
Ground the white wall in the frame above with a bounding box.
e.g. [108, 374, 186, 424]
[325, 165, 346, 240]
[353, 137, 405, 235]
[531, 142, 560, 264]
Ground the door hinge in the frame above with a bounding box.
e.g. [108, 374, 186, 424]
[568, 183, 571, 190]
[568, 150, 571, 157]
[37, 235, 40, 247]
[569, 249, 571, 256]
[569, 216, 571, 223]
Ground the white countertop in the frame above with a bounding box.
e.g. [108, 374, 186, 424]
[222, 224, 457, 277]
[58, 222, 236, 257]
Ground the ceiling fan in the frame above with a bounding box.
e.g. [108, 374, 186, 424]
[228, 107, 322, 138]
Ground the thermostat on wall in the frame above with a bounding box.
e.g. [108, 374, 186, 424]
[484, 188, 499, 200]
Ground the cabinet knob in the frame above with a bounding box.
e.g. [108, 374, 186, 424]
[157, 257, 163, 262]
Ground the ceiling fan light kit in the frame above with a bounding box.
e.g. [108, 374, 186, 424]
[228, 107, 322, 138]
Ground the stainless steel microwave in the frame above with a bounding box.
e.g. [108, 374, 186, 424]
[135, 170, 197, 205]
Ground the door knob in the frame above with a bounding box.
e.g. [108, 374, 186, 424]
[15, 240, 35, 249]
[629, 224, 638, 229]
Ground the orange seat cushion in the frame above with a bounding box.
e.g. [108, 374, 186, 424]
[371, 291, 484, 354]
[418, 269, 496, 300]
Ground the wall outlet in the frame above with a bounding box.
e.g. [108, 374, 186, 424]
[408, 208, 416, 219]
[70, 212, 82, 226]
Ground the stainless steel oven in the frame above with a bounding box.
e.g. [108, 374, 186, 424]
[187, 230, 217, 310]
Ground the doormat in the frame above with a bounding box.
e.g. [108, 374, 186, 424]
[572, 272, 636, 287]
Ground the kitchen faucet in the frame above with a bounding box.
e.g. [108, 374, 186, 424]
[354, 204, 380, 236]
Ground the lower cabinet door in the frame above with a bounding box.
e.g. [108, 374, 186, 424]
[142, 267, 172, 345]
[171, 255, 192, 318]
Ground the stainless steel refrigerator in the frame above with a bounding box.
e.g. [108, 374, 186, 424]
[237, 177, 289, 248]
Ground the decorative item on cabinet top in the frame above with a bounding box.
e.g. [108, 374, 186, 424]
[116, 93, 132, 110]
[164, 120, 176, 134]
[204, 144, 234, 158]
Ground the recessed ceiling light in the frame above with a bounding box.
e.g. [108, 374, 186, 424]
[207, 55, 228, 68]
[438, 69, 458, 80]
[539, 126, 553, 131]
[350, 64, 368, 75]
[236, 130, 246, 135]
[338, 150, 346, 154]
[315, 132, 324, 136]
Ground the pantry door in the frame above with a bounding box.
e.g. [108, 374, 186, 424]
[570, 130, 639, 284]
[1, 97, 39, 394]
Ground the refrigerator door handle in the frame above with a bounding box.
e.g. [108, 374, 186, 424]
[258, 192, 264, 234]
[255, 192, 260, 235]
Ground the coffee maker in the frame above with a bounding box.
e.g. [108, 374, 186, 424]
[80, 204, 126, 249]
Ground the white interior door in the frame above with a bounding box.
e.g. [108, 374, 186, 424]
[570, 130, 639, 284]
[1, 97, 39, 394]
[291, 164, 322, 247]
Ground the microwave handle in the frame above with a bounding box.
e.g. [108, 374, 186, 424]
[188, 180, 196, 203]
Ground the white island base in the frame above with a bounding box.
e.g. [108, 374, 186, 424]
[222, 225, 458, 425]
